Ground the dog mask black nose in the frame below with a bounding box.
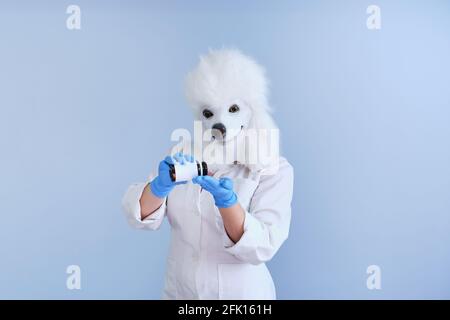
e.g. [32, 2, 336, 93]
[212, 123, 226, 137]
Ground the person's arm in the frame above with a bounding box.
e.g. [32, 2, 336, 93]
[223, 161, 294, 264]
[139, 184, 165, 220]
[218, 203, 245, 243]
[193, 176, 245, 243]
[122, 181, 166, 231]
[193, 159, 294, 264]
[126, 152, 193, 222]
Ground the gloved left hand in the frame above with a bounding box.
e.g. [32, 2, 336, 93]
[192, 176, 238, 208]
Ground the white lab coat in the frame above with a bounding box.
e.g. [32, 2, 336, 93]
[122, 157, 293, 300]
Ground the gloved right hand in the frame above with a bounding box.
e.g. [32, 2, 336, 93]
[149, 152, 193, 198]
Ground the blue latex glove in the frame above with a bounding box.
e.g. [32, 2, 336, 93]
[150, 152, 194, 198]
[192, 176, 238, 208]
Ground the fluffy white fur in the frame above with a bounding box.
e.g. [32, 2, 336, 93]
[183, 48, 280, 173]
[185, 48, 277, 131]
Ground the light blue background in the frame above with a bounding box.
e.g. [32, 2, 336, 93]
[0, 0, 449, 299]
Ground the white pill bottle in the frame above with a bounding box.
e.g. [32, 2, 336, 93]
[168, 161, 208, 183]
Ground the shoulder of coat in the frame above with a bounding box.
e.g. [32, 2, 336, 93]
[256, 156, 293, 181]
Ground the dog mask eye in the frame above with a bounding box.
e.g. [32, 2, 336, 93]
[229, 104, 240, 113]
[202, 109, 214, 119]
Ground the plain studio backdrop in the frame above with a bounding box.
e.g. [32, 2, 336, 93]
[0, 0, 449, 299]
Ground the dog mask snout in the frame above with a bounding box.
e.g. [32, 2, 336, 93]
[212, 122, 226, 138]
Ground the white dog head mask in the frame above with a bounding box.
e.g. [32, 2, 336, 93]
[184, 49, 279, 172]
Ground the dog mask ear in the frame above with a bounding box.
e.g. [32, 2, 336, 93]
[246, 108, 281, 173]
